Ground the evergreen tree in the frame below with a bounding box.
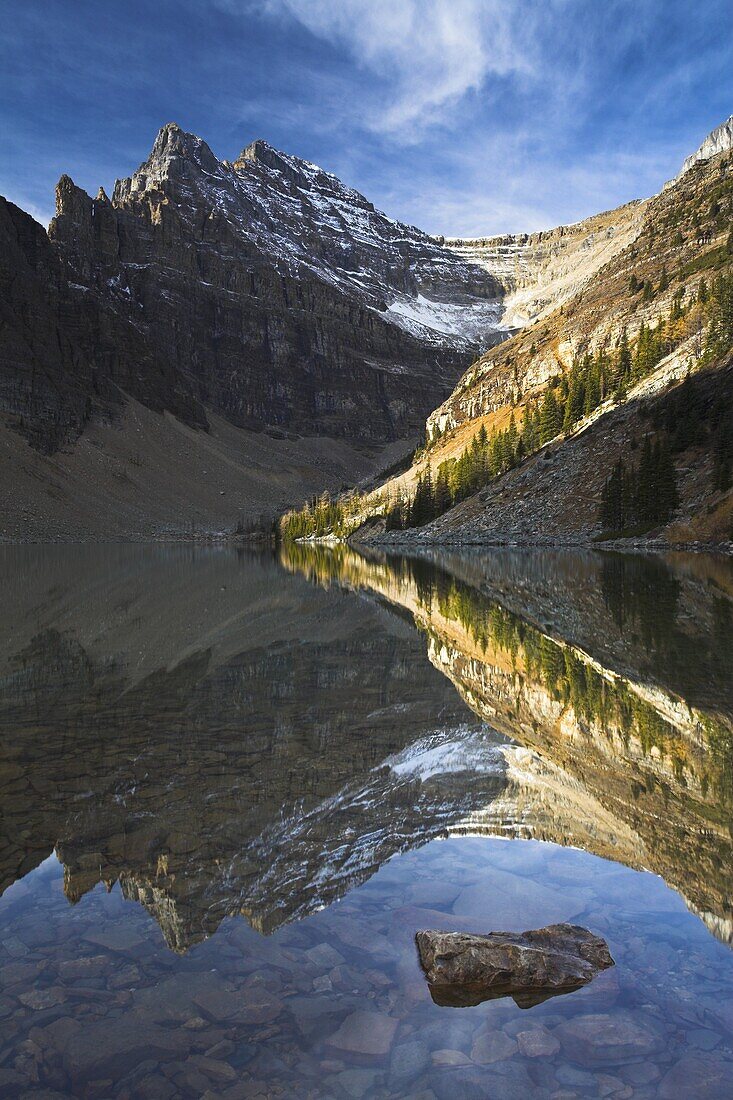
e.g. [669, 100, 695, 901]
[712, 400, 733, 493]
[563, 361, 585, 430]
[583, 362, 601, 416]
[539, 389, 562, 444]
[434, 466, 452, 514]
[655, 437, 680, 521]
[409, 473, 429, 527]
[635, 436, 654, 521]
[670, 289, 683, 323]
[506, 411, 518, 459]
[598, 434, 678, 535]
[385, 498, 404, 531]
[615, 329, 632, 396]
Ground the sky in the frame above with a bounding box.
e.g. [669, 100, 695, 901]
[0, 0, 730, 235]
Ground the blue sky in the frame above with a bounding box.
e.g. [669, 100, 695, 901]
[1, 0, 730, 234]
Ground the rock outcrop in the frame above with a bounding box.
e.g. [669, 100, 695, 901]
[416, 924, 614, 1007]
[679, 114, 733, 177]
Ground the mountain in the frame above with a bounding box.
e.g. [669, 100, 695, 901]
[4, 117, 733, 544]
[0, 124, 504, 540]
[304, 116, 733, 550]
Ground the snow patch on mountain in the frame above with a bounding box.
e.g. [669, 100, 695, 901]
[386, 293, 504, 343]
[387, 726, 506, 780]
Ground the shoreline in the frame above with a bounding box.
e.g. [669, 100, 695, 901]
[1, 532, 731, 556]
[351, 532, 733, 556]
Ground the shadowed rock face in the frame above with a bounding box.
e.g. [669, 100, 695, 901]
[1, 124, 506, 457]
[0, 196, 203, 454]
[416, 924, 614, 1008]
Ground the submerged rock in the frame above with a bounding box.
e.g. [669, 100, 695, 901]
[415, 923, 614, 1008]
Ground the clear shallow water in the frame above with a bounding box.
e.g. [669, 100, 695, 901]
[0, 545, 732, 1098]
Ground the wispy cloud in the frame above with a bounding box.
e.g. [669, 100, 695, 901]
[2, 1, 730, 235]
[258, 0, 537, 137]
[371, 131, 683, 237]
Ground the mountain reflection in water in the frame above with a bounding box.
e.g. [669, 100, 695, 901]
[1, 545, 732, 950]
[281, 543, 733, 943]
[2, 545, 733, 1098]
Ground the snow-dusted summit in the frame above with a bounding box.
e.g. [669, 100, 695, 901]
[34, 122, 511, 451]
[114, 123, 504, 349]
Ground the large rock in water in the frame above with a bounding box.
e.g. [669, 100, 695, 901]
[415, 923, 614, 1008]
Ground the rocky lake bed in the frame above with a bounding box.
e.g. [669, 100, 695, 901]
[1, 840, 732, 1098]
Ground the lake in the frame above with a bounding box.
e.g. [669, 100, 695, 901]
[1, 544, 732, 1098]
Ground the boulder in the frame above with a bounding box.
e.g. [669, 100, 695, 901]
[415, 922, 613, 1008]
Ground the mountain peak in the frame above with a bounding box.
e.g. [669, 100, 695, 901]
[146, 122, 219, 174]
[237, 138, 282, 168]
[678, 114, 733, 178]
[234, 138, 322, 189]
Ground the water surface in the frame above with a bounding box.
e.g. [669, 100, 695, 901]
[1, 545, 732, 1098]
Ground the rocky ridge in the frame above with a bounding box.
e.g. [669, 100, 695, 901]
[679, 114, 733, 177]
[441, 199, 645, 327]
[1, 123, 508, 538]
[14, 123, 506, 451]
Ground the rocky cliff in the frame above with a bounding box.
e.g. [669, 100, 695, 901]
[46, 124, 505, 446]
[441, 200, 645, 326]
[679, 114, 733, 178]
[1, 124, 507, 538]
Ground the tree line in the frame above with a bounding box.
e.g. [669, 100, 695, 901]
[281, 273, 732, 541]
[386, 290, 698, 531]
